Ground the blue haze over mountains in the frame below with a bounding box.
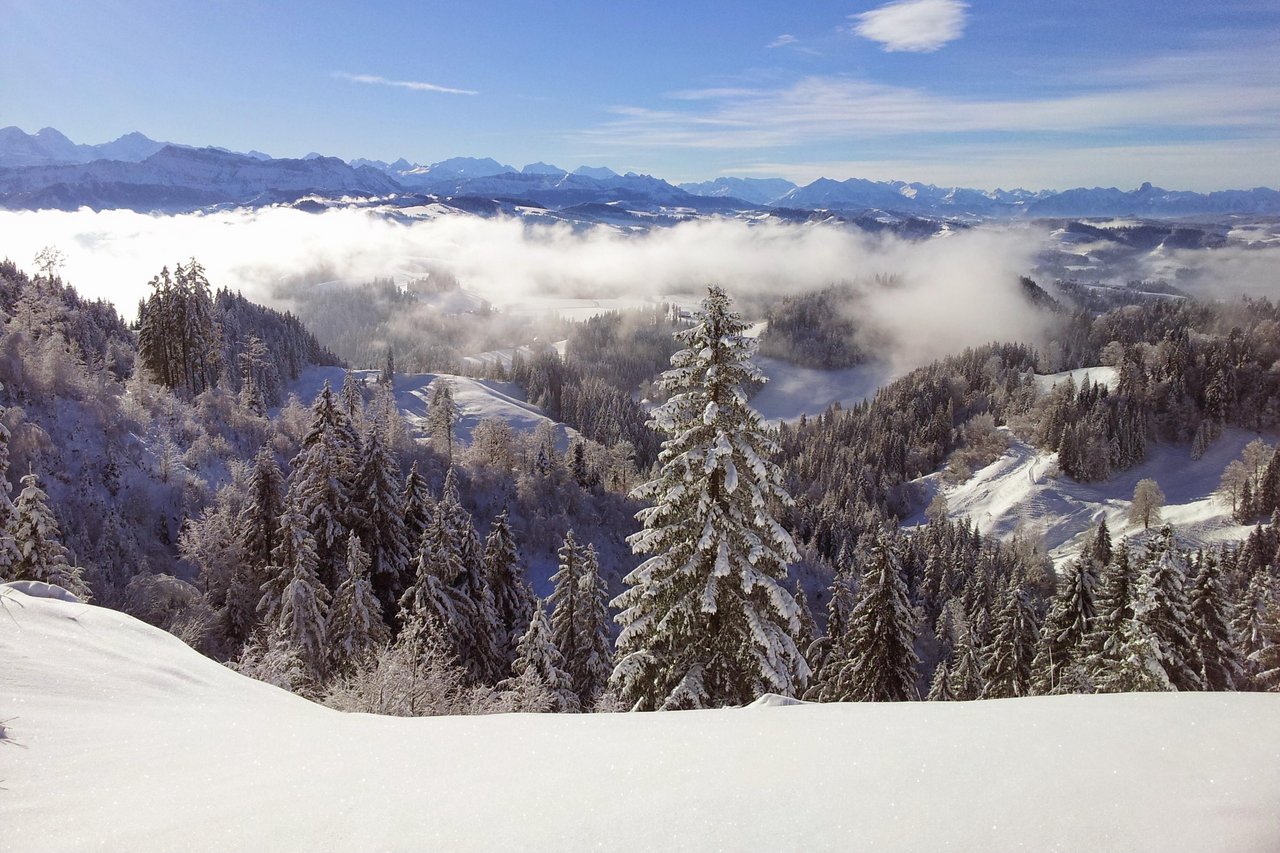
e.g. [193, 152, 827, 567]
[2, 126, 1278, 219]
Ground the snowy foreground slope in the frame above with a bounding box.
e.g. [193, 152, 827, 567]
[4, 583, 1280, 853]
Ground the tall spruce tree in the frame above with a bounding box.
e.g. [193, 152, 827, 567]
[265, 504, 330, 678]
[353, 430, 411, 614]
[504, 603, 579, 712]
[981, 576, 1041, 698]
[550, 530, 586, 685]
[1032, 557, 1097, 694]
[329, 531, 390, 671]
[402, 460, 434, 551]
[226, 446, 286, 643]
[611, 286, 809, 710]
[574, 543, 615, 707]
[1188, 554, 1244, 690]
[483, 511, 535, 662]
[815, 536, 920, 702]
[1140, 528, 1205, 691]
[0, 414, 22, 581]
[286, 382, 355, 588]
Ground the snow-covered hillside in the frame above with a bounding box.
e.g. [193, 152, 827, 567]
[291, 366, 575, 450]
[4, 581, 1279, 852]
[910, 424, 1263, 567]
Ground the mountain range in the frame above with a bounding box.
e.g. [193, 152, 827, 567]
[3, 125, 1279, 219]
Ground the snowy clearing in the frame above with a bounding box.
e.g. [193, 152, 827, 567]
[910, 427, 1263, 567]
[291, 366, 574, 450]
[3, 583, 1279, 852]
[1034, 365, 1118, 393]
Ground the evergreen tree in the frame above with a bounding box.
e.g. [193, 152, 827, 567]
[239, 446, 286, 571]
[1234, 567, 1275, 685]
[550, 530, 585, 684]
[427, 379, 458, 462]
[504, 603, 579, 712]
[950, 622, 985, 701]
[816, 536, 920, 702]
[398, 509, 462, 650]
[575, 543, 614, 707]
[1033, 557, 1097, 693]
[612, 286, 809, 710]
[794, 587, 817, 661]
[483, 510, 535, 663]
[259, 504, 325, 627]
[926, 658, 956, 701]
[1085, 542, 1139, 687]
[0, 414, 22, 580]
[981, 577, 1041, 698]
[1249, 594, 1280, 691]
[353, 430, 411, 614]
[1188, 554, 1244, 690]
[12, 471, 87, 599]
[1140, 528, 1206, 691]
[329, 531, 390, 670]
[402, 460, 434, 550]
[286, 382, 354, 588]
[266, 505, 330, 678]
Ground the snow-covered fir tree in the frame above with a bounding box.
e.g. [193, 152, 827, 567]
[574, 543, 614, 707]
[950, 622, 986, 701]
[1188, 553, 1244, 690]
[502, 602, 579, 712]
[482, 510, 535, 664]
[813, 535, 919, 702]
[981, 575, 1041, 699]
[12, 471, 87, 599]
[226, 446, 286, 644]
[612, 285, 808, 710]
[329, 531, 390, 671]
[1033, 557, 1097, 694]
[926, 657, 956, 701]
[549, 530, 585, 684]
[0, 413, 22, 580]
[402, 460, 434, 551]
[266, 505, 330, 679]
[286, 382, 356, 587]
[1234, 566, 1276, 686]
[353, 430, 411, 615]
[1139, 529, 1205, 690]
[427, 378, 458, 462]
[1088, 542, 1138, 677]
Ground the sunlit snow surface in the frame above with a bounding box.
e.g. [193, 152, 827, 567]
[3, 583, 1279, 852]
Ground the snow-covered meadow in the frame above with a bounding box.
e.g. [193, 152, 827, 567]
[4, 581, 1279, 853]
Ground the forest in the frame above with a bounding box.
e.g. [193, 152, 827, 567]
[0, 254, 1278, 713]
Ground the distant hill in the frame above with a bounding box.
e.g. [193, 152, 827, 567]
[2, 126, 1278, 218]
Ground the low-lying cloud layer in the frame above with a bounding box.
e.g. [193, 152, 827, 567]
[1, 207, 1054, 372]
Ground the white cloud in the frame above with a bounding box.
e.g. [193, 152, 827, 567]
[722, 138, 1280, 192]
[767, 34, 798, 48]
[0, 207, 1052, 375]
[849, 0, 969, 53]
[332, 71, 478, 96]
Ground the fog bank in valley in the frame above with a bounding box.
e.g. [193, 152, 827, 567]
[2, 207, 1058, 372]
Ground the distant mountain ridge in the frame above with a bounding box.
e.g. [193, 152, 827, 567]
[1, 125, 1278, 218]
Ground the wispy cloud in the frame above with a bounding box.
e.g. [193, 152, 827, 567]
[767, 34, 798, 48]
[848, 0, 969, 53]
[721, 138, 1280, 192]
[332, 71, 478, 96]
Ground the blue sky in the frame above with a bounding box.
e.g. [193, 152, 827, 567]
[3, 0, 1278, 189]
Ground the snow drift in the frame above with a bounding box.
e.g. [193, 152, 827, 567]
[3, 583, 1279, 852]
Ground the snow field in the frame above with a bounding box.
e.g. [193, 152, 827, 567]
[4, 583, 1280, 853]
